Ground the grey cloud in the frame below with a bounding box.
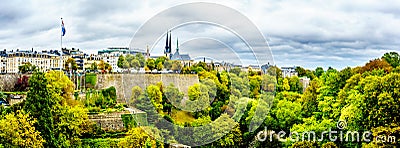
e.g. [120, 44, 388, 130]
[0, 0, 399, 69]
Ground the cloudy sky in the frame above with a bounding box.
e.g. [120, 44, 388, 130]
[1, 0, 399, 69]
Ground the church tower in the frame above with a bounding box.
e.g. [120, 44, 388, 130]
[164, 30, 172, 58]
[176, 37, 179, 53]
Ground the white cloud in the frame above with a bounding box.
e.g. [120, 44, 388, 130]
[0, 0, 399, 69]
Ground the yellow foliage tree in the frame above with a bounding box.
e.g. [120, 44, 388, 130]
[0, 110, 45, 148]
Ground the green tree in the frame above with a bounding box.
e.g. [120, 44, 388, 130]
[118, 127, 163, 148]
[65, 58, 78, 71]
[291, 141, 318, 148]
[275, 98, 302, 130]
[314, 67, 324, 78]
[289, 76, 303, 93]
[53, 104, 89, 147]
[171, 60, 182, 72]
[45, 70, 75, 103]
[129, 86, 143, 106]
[382, 52, 400, 68]
[125, 54, 135, 64]
[266, 66, 282, 79]
[186, 83, 210, 115]
[155, 56, 167, 66]
[90, 62, 98, 71]
[321, 142, 338, 148]
[146, 85, 163, 113]
[230, 67, 242, 76]
[164, 83, 184, 108]
[130, 59, 140, 72]
[117, 55, 125, 68]
[23, 72, 57, 147]
[337, 67, 354, 89]
[283, 78, 290, 91]
[135, 53, 146, 67]
[300, 78, 320, 117]
[295, 66, 307, 77]
[0, 110, 45, 148]
[18, 62, 36, 74]
[146, 58, 156, 72]
[122, 60, 130, 69]
[156, 62, 164, 71]
[163, 59, 172, 70]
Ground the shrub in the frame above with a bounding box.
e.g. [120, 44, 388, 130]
[85, 73, 97, 88]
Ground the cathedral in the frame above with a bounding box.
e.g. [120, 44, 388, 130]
[164, 31, 192, 65]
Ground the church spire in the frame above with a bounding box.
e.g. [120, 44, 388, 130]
[165, 31, 169, 54]
[168, 30, 171, 53]
[176, 37, 179, 53]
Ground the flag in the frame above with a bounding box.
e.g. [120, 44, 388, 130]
[61, 19, 66, 36]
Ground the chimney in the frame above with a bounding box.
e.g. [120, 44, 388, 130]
[32, 48, 34, 52]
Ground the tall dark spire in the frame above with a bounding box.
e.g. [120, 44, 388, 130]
[165, 31, 169, 54]
[176, 37, 179, 53]
[168, 30, 172, 53]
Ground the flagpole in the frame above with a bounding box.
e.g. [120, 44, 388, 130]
[60, 18, 63, 76]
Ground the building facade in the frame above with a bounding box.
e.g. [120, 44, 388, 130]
[281, 66, 299, 78]
[0, 49, 61, 74]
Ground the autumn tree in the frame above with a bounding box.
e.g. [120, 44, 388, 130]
[361, 58, 392, 73]
[45, 70, 75, 104]
[118, 127, 163, 148]
[146, 85, 163, 113]
[0, 110, 45, 148]
[53, 104, 89, 147]
[98, 60, 105, 71]
[283, 78, 290, 91]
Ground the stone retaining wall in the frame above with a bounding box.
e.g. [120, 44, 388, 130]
[95, 74, 199, 103]
[88, 112, 127, 131]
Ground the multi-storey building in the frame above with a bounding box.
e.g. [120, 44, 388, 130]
[84, 54, 102, 71]
[281, 66, 299, 78]
[62, 48, 86, 72]
[98, 47, 146, 72]
[0, 49, 61, 74]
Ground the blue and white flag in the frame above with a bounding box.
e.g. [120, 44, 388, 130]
[61, 19, 66, 36]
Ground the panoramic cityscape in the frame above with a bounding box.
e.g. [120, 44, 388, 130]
[0, 1, 400, 148]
